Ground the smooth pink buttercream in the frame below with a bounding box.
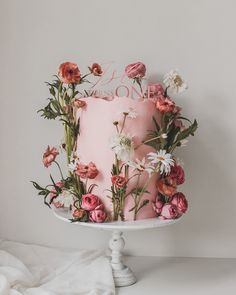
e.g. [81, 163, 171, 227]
[76, 96, 160, 221]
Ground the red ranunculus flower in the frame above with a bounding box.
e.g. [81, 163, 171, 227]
[156, 97, 175, 113]
[89, 63, 103, 76]
[169, 164, 185, 185]
[111, 175, 127, 188]
[43, 146, 59, 168]
[75, 162, 99, 179]
[58, 62, 81, 84]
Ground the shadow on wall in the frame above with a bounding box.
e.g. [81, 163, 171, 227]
[167, 93, 236, 257]
[125, 93, 236, 257]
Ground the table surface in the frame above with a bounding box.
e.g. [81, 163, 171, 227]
[53, 208, 181, 231]
[117, 256, 236, 295]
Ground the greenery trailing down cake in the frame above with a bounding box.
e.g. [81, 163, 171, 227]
[32, 61, 198, 223]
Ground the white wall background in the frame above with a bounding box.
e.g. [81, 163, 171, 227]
[0, 0, 236, 258]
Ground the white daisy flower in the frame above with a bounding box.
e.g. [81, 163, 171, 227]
[147, 149, 175, 175]
[163, 70, 188, 93]
[56, 190, 75, 208]
[128, 157, 155, 177]
[110, 133, 134, 162]
[118, 107, 137, 119]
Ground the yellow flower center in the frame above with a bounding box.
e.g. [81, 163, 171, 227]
[174, 75, 183, 87]
[157, 156, 165, 161]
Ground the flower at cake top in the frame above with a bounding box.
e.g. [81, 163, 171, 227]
[58, 62, 81, 84]
[163, 70, 187, 93]
[110, 133, 134, 162]
[156, 97, 175, 113]
[125, 62, 146, 79]
[43, 146, 59, 168]
[88, 63, 103, 76]
[147, 149, 175, 175]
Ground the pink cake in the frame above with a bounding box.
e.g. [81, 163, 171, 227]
[34, 61, 195, 223]
[76, 96, 160, 221]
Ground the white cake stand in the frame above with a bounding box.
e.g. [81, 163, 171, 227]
[53, 208, 180, 287]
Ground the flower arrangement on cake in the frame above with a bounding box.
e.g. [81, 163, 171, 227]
[32, 61, 198, 223]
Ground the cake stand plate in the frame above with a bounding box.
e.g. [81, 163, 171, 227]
[53, 208, 181, 287]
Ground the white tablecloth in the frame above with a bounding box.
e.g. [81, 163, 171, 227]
[0, 240, 115, 295]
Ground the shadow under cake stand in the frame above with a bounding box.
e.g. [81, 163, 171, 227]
[54, 208, 180, 287]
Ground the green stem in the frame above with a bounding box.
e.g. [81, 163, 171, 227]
[120, 114, 127, 134]
[134, 173, 155, 220]
[54, 160, 64, 180]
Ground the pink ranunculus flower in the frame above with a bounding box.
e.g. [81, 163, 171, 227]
[89, 208, 107, 223]
[174, 119, 184, 129]
[111, 175, 126, 188]
[152, 198, 164, 214]
[125, 62, 146, 79]
[88, 63, 103, 76]
[81, 194, 101, 211]
[73, 98, 87, 108]
[147, 83, 164, 98]
[169, 164, 185, 185]
[58, 62, 81, 84]
[171, 192, 188, 215]
[160, 203, 179, 219]
[49, 181, 64, 208]
[43, 146, 59, 168]
[156, 97, 175, 113]
[75, 162, 99, 179]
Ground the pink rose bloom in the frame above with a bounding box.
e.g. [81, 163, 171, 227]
[58, 62, 81, 84]
[81, 194, 101, 211]
[169, 164, 185, 185]
[75, 162, 99, 179]
[43, 146, 59, 168]
[125, 62, 146, 79]
[156, 97, 175, 113]
[160, 203, 179, 219]
[171, 192, 188, 215]
[89, 208, 107, 223]
[152, 198, 164, 214]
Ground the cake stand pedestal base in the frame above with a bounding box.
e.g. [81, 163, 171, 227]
[109, 231, 136, 287]
[53, 208, 181, 288]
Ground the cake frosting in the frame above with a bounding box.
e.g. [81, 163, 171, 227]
[76, 96, 160, 220]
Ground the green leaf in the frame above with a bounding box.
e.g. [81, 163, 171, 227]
[137, 199, 149, 212]
[175, 119, 198, 142]
[171, 119, 198, 150]
[31, 181, 45, 191]
[152, 116, 160, 132]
